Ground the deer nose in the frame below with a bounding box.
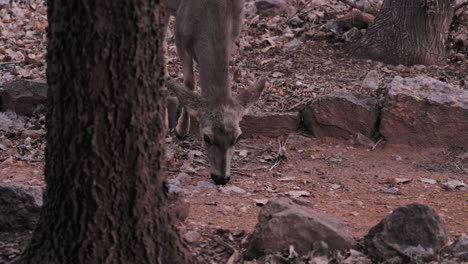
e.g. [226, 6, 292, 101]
[211, 174, 230, 185]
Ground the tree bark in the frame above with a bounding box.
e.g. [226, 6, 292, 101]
[354, 0, 455, 65]
[15, 0, 194, 263]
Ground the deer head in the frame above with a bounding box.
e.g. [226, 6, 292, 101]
[166, 79, 265, 185]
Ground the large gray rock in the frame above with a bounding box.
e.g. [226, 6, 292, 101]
[302, 90, 379, 139]
[0, 80, 48, 114]
[244, 198, 355, 260]
[0, 184, 44, 231]
[380, 76, 468, 147]
[365, 203, 447, 263]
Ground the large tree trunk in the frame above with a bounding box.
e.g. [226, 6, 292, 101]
[354, 0, 455, 65]
[14, 0, 194, 263]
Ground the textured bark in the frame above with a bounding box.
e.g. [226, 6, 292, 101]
[354, 0, 455, 65]
[15, 1, 194, 263]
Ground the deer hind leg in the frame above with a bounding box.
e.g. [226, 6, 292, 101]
[175, 51, 195, 139]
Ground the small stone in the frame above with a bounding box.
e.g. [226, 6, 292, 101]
[393, 155, 402, 161]
[175, 173, 191, 183]
[278, 176, 295, 182]
[168, 183, 183, 194]
[285, 190, 310, 198]
[355, 133, 375, 147]
[394, 64, 406, 71]
[187, 150, 203, 159]
[419, 177, 437, 185]
[253, 199, 269, 206]
[390, 177, 411, 185]
[284, 39, 302, 50]
[412, 64, 426, 71]
[197, 181, 217, 189]
[330, 184, 342, 190]
[350, 211, 360, 217]
[442, 179, 466, 190]
[184, 231, 202, 243]
[219, 185, 246, 195]
[180, 162, 196, 174]
[342, 27, 362, 42]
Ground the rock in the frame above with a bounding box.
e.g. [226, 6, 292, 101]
[342, 27, 362, 42]
[355, 132, 375, 147]
[184, 230, 202, 244]
[302, 90, 379, 139]
[255, 0, 291, 17]
[442, 179, 466, 190]
[197, 181, 217, 189]
[380, 76, 468, 147]
[219, 185, 246, 195]
[360, 70, 380, 94]
[175, 173, 192, 183]
[180, 162, 196, 174]
[167, 183, 183, 194]
[284, 39, 302, 50]
[240, 112, 300, 138]
[449, 235, 468, 261]
[1, 80, 48, 115]
[285, 190, 310, 198]
[365, 203, 447, 263]
[244, 198, 355, 260]
[0, 184, 44, 231]
[419, 177, 437, 185]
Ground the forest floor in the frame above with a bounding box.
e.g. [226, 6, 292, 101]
[0, 0, 467, 263]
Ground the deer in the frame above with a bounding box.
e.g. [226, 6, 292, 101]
[165, 0, 266, 185]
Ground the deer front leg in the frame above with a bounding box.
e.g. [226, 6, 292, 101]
[175, 51, 195, 139]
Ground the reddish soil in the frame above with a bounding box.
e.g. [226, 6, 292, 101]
[169, 134, 467, 240]
[3, 134, 466, 240]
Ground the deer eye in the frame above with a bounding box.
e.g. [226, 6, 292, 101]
[203, 134, 212, 145]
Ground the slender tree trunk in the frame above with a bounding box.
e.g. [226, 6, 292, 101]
[15, 0, 194, 263]
[354, 0, 455, 65]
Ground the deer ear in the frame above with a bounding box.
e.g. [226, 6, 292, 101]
[236, 78, 266, 112]
[165, 79, 205, 118]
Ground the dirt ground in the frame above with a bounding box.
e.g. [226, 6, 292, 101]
[2, 133, 466, 240]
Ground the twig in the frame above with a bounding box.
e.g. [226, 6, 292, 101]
[280, 0, 316, 27]
[238, 143, 265, 151]
[269, 136, 289, 171]
[372, 138, 383, 150]
[0, 61, 23, 67]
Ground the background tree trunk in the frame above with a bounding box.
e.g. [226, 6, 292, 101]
[354, 0, 455, 65]
[15, 0, 194, 263]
